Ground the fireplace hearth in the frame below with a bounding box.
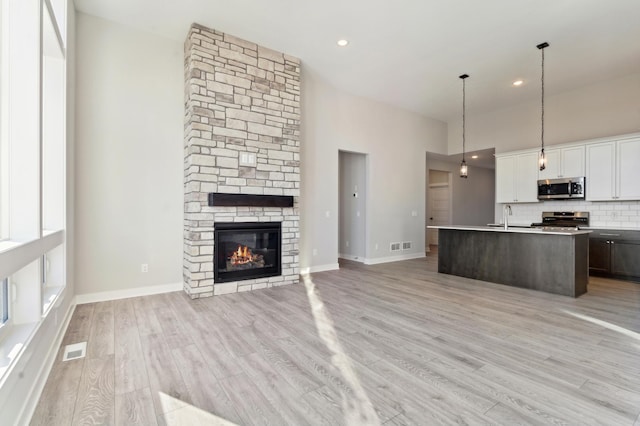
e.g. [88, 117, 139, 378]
[214, 222, 281, 283]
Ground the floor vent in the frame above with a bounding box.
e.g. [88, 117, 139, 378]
[63, 342, 87, 361]
[390, 242, 401, 252]
[402, 241, 412, 250]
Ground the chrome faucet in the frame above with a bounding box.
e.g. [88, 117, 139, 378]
[503, 204, 512, 230]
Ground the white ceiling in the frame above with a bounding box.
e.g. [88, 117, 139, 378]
[74, 0, 640, 123]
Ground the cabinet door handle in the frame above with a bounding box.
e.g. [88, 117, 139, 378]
[600, 233, 620, 237]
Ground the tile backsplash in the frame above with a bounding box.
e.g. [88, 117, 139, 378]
[499, 200, 640, 229]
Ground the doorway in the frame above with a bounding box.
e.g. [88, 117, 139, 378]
[338, 151, 367, 262]
[427, 170, 452, 248]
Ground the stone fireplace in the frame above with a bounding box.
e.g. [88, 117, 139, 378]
[183, 24, 300, 298]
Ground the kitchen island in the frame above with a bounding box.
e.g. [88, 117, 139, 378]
[428, 225, 591, 297]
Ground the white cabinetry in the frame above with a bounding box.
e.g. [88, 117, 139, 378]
[586, 138, 640, 201]
[538, 146, 585, 180]
[496, 151, 539, 203]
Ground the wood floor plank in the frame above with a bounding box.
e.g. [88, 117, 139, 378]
[484, 401, 549, 426]
[171, 344, 242, 424]
[218, 372, 288, 426]
[301, 385, 369, 425]
[63, 303, 95, 346]
[71, 354, 115, 426]
[114, 298, 149, 395]
[86, 300, 114, 359]
[114, 387, 158, 426]
[30, 349, 84, 426]
[131, 295, 163, 336]
[237, 352, 330, 425]
[475, 363, 632, 425]
[139, 332, 193, 416]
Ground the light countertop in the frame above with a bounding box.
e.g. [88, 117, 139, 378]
[427, 225, 592, 236]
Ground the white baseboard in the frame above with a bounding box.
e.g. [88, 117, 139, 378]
[300, 263, 340, 274]
[338, 253, 364, 262]
[364, 252, 426, 265]
[75, 282, 183, 305]
[18, 298, 75, 426]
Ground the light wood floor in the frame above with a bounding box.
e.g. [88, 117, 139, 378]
[31, 252, 640, 425]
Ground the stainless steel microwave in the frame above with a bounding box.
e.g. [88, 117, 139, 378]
[537, 177, 585, 200]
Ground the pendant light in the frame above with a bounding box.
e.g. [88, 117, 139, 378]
[459, 73, 469, 178]
[537, 42, 549, 171]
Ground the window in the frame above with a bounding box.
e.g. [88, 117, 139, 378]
[0, 0, 9, 241]
[0, 0, 67, 382]
[42, 1, 65, 233]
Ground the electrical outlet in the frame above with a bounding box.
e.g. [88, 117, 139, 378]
[346, 241, 349, 248]
[375, 243, 379, 250]
[141, 264, 149, 273]
[312, 248, 318, 256]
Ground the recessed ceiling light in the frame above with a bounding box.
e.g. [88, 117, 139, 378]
[471, 155, 479, 159]
[512, 80, 524, 86]
[337, 39, 349, 47]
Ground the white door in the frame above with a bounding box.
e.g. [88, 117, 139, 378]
[428, 184, 451, 245]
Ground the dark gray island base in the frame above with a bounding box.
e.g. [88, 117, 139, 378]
[435, 227, 589, 297]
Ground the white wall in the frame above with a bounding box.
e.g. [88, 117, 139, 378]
[426, 159, 495, 226]
[447, 71, 640, 154]
[301, 68, 448, 270]
[75, 13, 183, 297]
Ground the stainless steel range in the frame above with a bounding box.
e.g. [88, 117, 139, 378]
[531, 211, 589, 231]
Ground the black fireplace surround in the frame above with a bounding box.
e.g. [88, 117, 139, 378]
[214, 222, 281, 283]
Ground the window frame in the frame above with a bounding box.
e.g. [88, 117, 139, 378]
[0, 0, 10, 242]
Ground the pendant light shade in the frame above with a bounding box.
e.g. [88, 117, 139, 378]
[459, 74, 469, 178]
[537, 42, 549, 171]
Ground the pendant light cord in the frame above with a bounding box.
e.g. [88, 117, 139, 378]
[541, 46, 545, 153]
[462, 77, 466, 162]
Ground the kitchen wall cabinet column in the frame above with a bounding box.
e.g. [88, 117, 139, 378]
[586, 137, 640, 201]
[538, 145, 585, 180]
[496, 151, 539, 203]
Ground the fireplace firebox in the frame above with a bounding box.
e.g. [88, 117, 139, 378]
[214, 222, 281, 283]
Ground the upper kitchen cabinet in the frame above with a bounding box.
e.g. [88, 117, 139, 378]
[538, 146, 585, 180]
[496, 151, 539, 203]
[586, 138, 640, 201]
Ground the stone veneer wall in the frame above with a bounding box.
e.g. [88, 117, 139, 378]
[183, 24, 300, 298]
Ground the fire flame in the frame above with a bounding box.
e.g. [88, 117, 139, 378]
[230, 245, 255, 265]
